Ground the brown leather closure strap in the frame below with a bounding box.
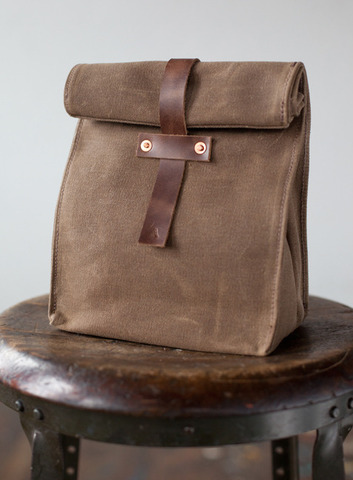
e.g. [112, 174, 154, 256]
[137, 133, 212, 162]
[138, 58, 201, 247]
[159, 59, 199, 135]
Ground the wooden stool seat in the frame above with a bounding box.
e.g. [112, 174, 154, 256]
[1, 295, 353, 479]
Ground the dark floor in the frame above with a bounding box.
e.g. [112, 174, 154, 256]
[1, 401, 353, 480]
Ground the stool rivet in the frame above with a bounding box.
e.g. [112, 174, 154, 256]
[275, 467, 285, 476]
[330, 406, 340, 419]
[33, 408, 44, 420]
[15, 400, 24, 412]
[194, 141, 207, 155]
[140, 139, 152, 152]
[348, 398, 353, 409]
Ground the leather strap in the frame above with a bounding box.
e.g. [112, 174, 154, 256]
[138, 58, 200, 247]
[136, 133, 212, 163]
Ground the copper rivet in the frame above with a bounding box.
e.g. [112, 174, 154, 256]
[141, 139, 152, 152]
[194, 141, 206, 155]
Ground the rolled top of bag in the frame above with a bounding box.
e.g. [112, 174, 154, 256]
[64, 61, 305, 129]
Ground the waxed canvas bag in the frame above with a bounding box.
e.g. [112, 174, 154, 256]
[49, 58, 310, 356]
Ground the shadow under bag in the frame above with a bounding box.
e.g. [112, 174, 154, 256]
[49, 58, 310, 356]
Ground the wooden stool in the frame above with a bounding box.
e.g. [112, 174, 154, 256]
[1, 295, 353, 479]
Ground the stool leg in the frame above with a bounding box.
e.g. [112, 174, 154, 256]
[272, 437, 299, 480]
[312, 421, 346, 480]
[21, 417, 80, 480]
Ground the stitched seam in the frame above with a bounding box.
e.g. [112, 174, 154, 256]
[265, 122, 301, 353]
[65, 116, 289, 130]
[64, 64, 81, 113]
[301, 151, 308, 310]
[300, 82, 310, 313]
[51, 119, 84, 314]
[280, 63, 296, 125]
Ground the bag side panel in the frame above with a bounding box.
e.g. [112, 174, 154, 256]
[49, 119, 84, 322]
[260, 73, 310, 354]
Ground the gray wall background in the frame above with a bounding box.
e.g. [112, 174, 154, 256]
[1, 0, 352, 313]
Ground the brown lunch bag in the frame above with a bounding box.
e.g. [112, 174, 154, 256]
[49, 58, 310, 356]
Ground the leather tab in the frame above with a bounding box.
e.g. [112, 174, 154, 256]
[138, 160, 186, 247]
[138, 58, 200, 247]
[159, 59, 199, 135]
[137, 133, 212, 163]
